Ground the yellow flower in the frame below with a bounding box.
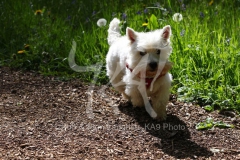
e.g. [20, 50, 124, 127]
[24, 44, 30, 50]
[142, 23, 148, 26]
[35, 7, 46, 16]
[24, 44, 30, 51]
[209, 0, 214, 5]
[48, 11, 51, 17]
[17, 50, 25, 54]
[35, 10, 43, 16]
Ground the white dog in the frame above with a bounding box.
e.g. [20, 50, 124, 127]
[106, 18, 173, 120]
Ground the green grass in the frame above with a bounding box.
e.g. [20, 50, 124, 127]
[0, 0, 240, 113]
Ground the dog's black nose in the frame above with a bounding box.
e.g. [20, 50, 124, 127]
[149, 62, 158, 70]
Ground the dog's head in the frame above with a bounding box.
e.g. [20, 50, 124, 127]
[125, 25, 172, 78]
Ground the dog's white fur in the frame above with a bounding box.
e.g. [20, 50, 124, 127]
[106, 18, 173, 120]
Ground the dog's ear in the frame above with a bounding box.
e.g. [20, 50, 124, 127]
[126, 27, 137, 43]
[161, 25, 171, 40]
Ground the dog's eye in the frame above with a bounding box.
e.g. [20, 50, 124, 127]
[156, 49, 161, 55]
[139, 51, 146, 56]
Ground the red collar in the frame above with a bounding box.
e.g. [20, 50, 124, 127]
[126, 63, 133, 72]
[126, 64, 165, 88]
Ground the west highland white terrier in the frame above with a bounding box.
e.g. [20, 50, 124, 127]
[106, 18, 173, 120]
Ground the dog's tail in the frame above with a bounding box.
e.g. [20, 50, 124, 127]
[107, 18, 121, 46]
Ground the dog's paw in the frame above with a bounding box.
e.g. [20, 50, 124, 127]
[154, 113, 167, 121]
[132, 103, 145, 108]
[133, 105, 144, 108]
[131, 99, 144, 108]
[122, 92, 130, 101]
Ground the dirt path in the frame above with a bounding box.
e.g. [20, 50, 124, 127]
[0, 67, 239, 159]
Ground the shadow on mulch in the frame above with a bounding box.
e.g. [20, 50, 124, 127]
[118, 103, 213, 159]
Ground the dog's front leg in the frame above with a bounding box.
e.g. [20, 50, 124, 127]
[151, 86, 170, 120]
[125, 86, 144, 107]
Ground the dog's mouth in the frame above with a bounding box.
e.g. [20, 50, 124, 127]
[126, 61, 173, 88]
[138, 70, 157, 79]
[126, 61, 173, 78]
[137, 61, 173, 79]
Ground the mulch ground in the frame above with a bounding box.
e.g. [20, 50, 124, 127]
[0, 67, 239, 159]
